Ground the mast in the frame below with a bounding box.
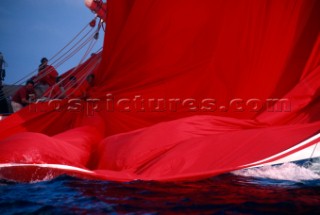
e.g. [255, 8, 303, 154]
[0, 52, 5, 81]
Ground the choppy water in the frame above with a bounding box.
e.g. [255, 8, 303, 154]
[1, 162, 320, 214]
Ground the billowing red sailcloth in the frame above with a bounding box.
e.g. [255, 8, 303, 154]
[0, 0, 319, 182]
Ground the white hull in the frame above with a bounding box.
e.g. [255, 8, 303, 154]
[242, 133, 320, 169]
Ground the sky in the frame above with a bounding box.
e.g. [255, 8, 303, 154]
[0, 0, 104, 84]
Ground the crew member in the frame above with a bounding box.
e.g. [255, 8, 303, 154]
[37, 57, 58, 86]
[11, 80, 36, 112]
[34, 58, 58, 97]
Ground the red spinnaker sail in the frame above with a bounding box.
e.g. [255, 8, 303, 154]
[0, 0, 319, 182]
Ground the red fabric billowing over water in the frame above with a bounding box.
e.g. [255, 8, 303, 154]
[0, 0, 319, 182]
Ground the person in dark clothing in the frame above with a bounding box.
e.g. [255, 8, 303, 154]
[0, 81, 10, 114]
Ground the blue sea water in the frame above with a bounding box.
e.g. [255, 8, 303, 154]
[1, 163, 320, 214]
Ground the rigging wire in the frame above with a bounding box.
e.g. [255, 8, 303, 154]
[49, 18, 96, 63]
[50, 27, 96, 69]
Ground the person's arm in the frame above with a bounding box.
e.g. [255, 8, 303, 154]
[19, 89, 35, 105]
[20, 92, 31, 105]
[21, 98, 30, 105]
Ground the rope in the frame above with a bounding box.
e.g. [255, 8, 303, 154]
[49, 20, 93, 62]
[50, 27, 96, 69]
